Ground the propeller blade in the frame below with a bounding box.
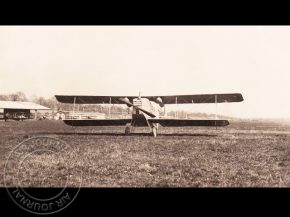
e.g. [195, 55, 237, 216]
[138, 107, 156, 118]
[118, 98, 134, 106]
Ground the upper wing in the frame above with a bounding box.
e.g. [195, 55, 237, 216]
[55, 95, 135, 104]
[55, 93, 243, 104]
[145, 93, 243, 104]
[148, 119, 229, 127]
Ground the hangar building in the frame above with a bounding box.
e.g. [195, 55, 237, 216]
[0, 101, 50, 120]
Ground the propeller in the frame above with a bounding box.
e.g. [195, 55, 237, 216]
[118, 98, 156, 118]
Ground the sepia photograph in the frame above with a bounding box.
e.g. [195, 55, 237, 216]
[0, 25, 290, 213]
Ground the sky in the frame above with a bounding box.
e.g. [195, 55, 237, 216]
[1, 26, 290, 119]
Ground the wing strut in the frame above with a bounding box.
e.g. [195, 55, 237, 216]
[71, 96, 76, 126]
[73, 96, 76, 117]
[175, 96, 177, 118]
[109, 97, 111, 118]
[215, 95, 217, 129]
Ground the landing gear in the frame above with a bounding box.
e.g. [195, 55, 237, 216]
[151, 123, 158, 137]
[152, 126, 157, 137]
[125, 126, 130, 135]
[125, 124, 131, 135]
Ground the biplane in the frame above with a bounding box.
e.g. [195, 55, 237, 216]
[55, 93, 243, 137]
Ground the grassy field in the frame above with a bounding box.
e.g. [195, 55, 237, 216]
[1, 119, 290, 187]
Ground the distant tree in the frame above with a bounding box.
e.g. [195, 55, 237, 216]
[46, 97, 59, 110]
[0, 95, 9, 100]
[1, 91, 28, 101]
[16, 91, 28, 101]
[35, 97, 46, 105]
[30, 96, 59, 110]
[8, 94, 17, 101]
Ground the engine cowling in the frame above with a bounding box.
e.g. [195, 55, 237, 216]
[156, 97, 164, 107]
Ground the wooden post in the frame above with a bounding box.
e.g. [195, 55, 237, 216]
[35, 110, 37, 120]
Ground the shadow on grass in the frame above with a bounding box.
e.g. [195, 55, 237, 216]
[34, 132, 218, 137]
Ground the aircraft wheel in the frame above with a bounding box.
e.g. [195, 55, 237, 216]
[152, 126, 157, 137]
[125, 126, 130, 135]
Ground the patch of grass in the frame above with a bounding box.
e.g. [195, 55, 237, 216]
[0, 119, 290, 187]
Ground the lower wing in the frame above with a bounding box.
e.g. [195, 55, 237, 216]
[148, 119, 229, 127]
[63, 119, 131, 126]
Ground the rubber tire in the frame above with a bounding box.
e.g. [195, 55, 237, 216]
[125, 126, 130, 135]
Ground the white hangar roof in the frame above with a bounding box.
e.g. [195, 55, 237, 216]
[0, 101, 50, 110]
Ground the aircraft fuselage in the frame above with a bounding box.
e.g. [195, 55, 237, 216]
[131, 98, 160, 127]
